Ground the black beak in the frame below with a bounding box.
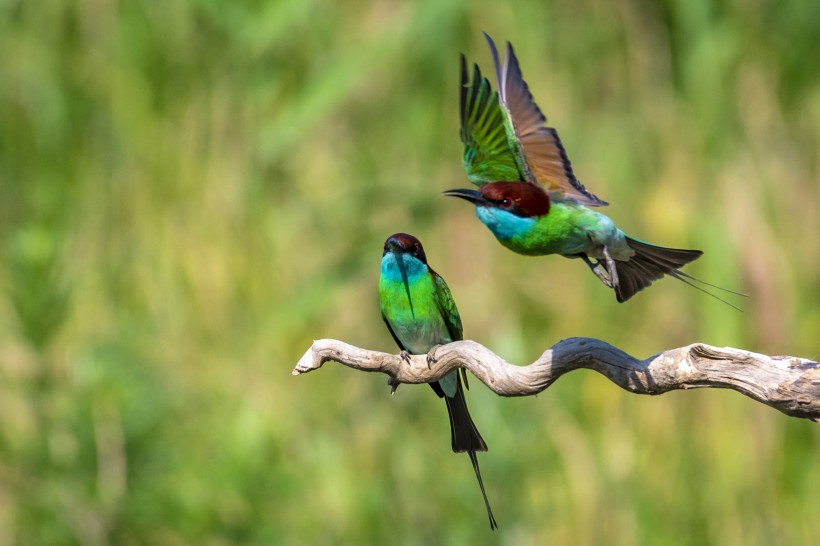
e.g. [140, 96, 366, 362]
[386, 239, 402, 254]
[442, 188, 488, 206]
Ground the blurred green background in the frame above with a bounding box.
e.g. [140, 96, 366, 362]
[1, 0, 819, 544]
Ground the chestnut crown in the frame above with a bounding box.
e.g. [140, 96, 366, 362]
[383, 233, 427, 263]
[479, 181, 551, 217]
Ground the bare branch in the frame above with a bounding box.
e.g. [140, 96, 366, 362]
[293, 338, 820, 422]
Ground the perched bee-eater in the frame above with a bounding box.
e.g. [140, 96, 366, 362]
[446, 34, 710, 303]
[379, 233, 497, 530]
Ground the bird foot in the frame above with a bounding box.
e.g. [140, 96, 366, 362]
[426, 345, 442, 369]
[588, 248, 620, 289]
[590, 261, 614, 288]
[602, 246, 619, 289]
[580, 253, 615, 288]
[392, 351, 410, 393]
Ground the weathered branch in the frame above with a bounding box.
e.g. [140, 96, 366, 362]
[293, 338, 820, 422]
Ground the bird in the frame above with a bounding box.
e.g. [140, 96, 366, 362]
[379, 232, 497, 530]
[445, 34, 722, 304]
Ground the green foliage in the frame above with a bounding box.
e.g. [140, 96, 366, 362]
[1, 0, 818, 543]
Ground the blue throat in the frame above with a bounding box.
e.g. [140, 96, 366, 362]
[380, 253, 428, 282]
[476, 206, 536, 241]
[380, 253, 428, 316]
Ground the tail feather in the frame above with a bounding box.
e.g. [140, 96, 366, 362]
[468, 450, 498, 530]
[444, 378, 497, 529]
[665, 270, 745, 311]
[614, 237, 702, 302]
[444, 379, 487, 453]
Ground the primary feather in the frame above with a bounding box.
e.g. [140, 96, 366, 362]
[460, 34, 607, 206]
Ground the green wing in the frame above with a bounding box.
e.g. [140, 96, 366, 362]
[432, 269, 471, 390]
[460, 54, 522, 186]
[484, 34, 608, 207]
[431, 270, 463, 343]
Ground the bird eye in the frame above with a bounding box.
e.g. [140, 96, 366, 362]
[501, 198, 512, 208]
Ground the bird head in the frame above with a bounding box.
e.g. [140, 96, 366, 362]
[443, 181, 551, 217]
[383, 233, 428, 264]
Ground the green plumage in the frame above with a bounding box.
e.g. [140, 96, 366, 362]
[379, 234, 497, 529]
[490, 202, 616, 257]
[446, 35, 714, 304]
[378, 267, 461, 353]
[460, 61, 521, 185]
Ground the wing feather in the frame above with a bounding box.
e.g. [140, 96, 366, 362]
[460, 54, 522, 185]
[485, 33, 608, 206]
[431, 270, 463, 343]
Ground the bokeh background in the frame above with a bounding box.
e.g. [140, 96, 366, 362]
[1, 0, 819, 544]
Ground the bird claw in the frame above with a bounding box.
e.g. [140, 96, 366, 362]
[591, 261, 614, 288]
[587, 248, 619, 289]
[426, 345, 442, 369]
[580, 253, 615, 289]
[602, 246, 619, 289]
[392, 351, 410, 393]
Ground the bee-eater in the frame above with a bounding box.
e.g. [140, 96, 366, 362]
[445, 34, 709, 303]
[379, 233, 497, 530]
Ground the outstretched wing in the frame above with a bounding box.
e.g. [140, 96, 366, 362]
[460, 54, 522, 186]
[485, 33, 608, 206]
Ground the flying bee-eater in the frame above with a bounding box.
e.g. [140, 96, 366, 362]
[445, 34, 721, 303]
[379, 233, 497, 530]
